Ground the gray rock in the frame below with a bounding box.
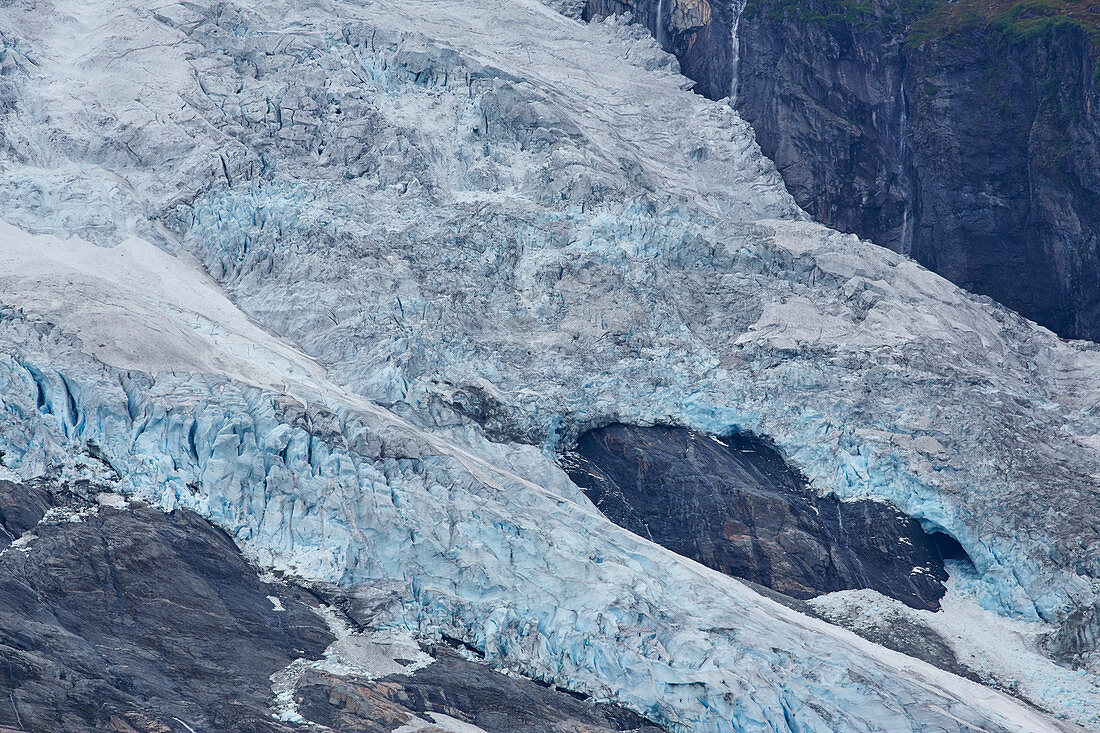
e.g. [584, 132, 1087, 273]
[0, 484, 333, 733]
[0, 480, 56, 550]
[735, 0, 1100, 340]
[295, 646, 666, 732]
[590, 0, 1100, 340]
[584, 0, 737, 100]
[0, 481, 667, 733]
[562, 424, 962, 609]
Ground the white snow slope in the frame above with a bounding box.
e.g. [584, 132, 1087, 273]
[0, 0, 1098, 730]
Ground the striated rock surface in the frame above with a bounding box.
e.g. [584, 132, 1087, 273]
[736, 0, 1100, 339]
[562, 424, 959, 609]
[0, 483, 334, 733]
[736, 0, 914, 254]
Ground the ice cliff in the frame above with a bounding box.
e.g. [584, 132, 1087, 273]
[0, 0, 1098, 730]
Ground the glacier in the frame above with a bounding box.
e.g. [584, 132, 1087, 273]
[0, 0, 1098, 729]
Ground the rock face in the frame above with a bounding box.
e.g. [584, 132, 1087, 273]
[735, 0, 1100, 340]
[590, 0, 1100, 340]
[563, 425, 959, 609]
[0, 481, 664, 733]
[584, 0, 736, 99]
[295, 646, 665, 733]
[736, 0, 914, 254]
[0, 483, 334, 733]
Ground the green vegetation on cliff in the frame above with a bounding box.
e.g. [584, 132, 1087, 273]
[742, 0, 1100, 81]
[908, 0, 1100, 45]
[907, 0, 1100, 85]
[744, 0, 1099, 45]
[742, 0, 938, 33]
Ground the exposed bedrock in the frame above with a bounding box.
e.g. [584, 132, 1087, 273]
[562, 424, 967, 610]
[295, 646, 666, 733]
[0, 483, 334, 733]
[737, 0, 1100, 341]
[3, 0, 1100, 726]
[736, 0, 913, 255]
[587, 0, 1100, 340]
[0, 481, 664, 733]
[584, 0, 736, 100]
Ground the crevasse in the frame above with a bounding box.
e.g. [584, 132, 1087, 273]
[0, 0, 1098, 729]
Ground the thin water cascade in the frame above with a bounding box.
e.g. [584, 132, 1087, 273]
[898, 78, 914, 254]
[729, 0, 747, 106]
[655, 0, 668, 48]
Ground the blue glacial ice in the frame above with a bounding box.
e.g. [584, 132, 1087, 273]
[0, 0, 1098, 729]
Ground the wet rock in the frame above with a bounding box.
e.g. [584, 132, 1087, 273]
[563, 424, 959, 609]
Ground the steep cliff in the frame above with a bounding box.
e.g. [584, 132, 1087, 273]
[736, 0, 1100, 339]
[736, 0, 915, 254]
[584, 0, 737, 99]
[586, 0, 1100, 340]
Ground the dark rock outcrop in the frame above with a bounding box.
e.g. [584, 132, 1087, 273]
[736, 0, 915, 254]
[562, 424, 965, 610]
[585, 0, 1100, 339]
[736, 0, 1100, 339]
[0, 482, 667, 733]
[583, 0, 737, 100]
[295, 646, 665, 733]
[0, 480, 57, 550]
[0, 484, 334, 733]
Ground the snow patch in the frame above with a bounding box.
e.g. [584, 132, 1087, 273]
[0, 532, 35, 557]
[270, 601, 434, 724]
[810, 562, 1100, 728]
[40, 504, 97, 524]
[96, 491, 129, 510]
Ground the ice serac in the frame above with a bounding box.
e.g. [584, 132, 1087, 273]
[0, 0, 1097, 730]
[0, 236, 1084, 731]
[0, 481, 661, 732]
[584, 0, 736, 99]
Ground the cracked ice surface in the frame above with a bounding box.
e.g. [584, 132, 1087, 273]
[0, 0, 1097, 729]
[0, 235, 1083, 731]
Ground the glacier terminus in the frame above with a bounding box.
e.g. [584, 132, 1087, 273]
[0, 0, 1098, 731]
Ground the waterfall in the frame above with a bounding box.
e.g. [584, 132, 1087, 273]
[655, 0, 668, 48]
[729, 0, 747, 106]
[898, 78, 914, 254]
